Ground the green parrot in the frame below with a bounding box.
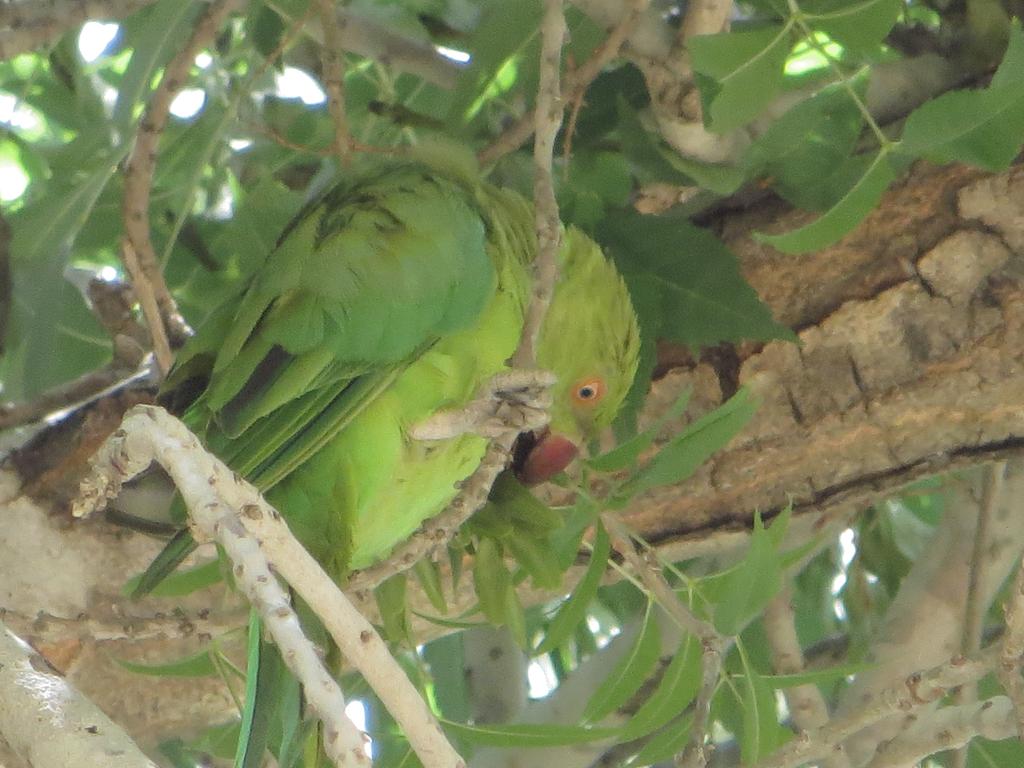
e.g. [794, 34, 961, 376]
[150, 154, 640, 585]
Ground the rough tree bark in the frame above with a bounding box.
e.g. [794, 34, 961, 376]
[3, 159, 1024, 752]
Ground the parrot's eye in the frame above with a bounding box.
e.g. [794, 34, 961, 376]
[572, 377, 605, 405]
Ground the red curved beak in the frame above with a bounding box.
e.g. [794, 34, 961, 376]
[516, 429, 579, 485]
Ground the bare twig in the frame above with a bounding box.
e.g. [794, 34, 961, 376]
[0, 366, 140, 431]
[317, 0, 353, 168]
[751, 646, 1000, 768]
[602, 514, 723, 768]
[0, 619, 159, 768]
[512, 0, 566, 368]
[478, 0, 649, 167]
[952, 461, 1006, 768]
[118, 239, 173, 375]
[865, 696, 1015, 768]
[73, 405, 462, 768]
[121, 0, 240, 372]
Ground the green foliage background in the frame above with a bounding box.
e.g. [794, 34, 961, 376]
[2, 0, 1023, 766]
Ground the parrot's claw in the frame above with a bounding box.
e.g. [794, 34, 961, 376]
[409, 369, 556, 441]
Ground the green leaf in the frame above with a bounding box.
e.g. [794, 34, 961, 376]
[411, 611, 492, 630]
[587, 388, 691, 473]
[442, 721, 619, 747]
[621, 634, 703, 740]
[506, 535, 564, 590]
[376, 573, 411, 644]
[756, 148, 895, 254]
[413, 558, 447, 614]
[899, 24, 1024, 171]
[503, 581, 528, 647]
[235, 611, 284, 768]
[689, 24, 794, 132]
[631, 713, 693, 765]
[123, 558, 223, 597]
[617, 388, 758, 501]
[758, 661, 870, 688]
[739, 661, 791, 763]
[599, 211, 793, 347]
[114, 0, 202, 130]
[116, 649, 218, 678]
[583, 603, 661, 722]
[745, 80, 866, 211]
[448, 0, 541, 123]
[10, 157, 118, 264]
[473, 538, 512, 625]
[711, 511, 787, 636]
[422, 634, 470, 722]
[534, 523, 611, 655]
[805, 0, 901, 53]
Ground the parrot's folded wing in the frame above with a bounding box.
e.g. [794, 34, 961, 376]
[165, 163, 499, 491]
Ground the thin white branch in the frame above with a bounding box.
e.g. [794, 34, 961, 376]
[865, 696, 1015, 768]
[0, 621, 159, 768]
[73, 407, 370, 768]
[751, 646, 1000, 768]
[73, 405, 463, 768]
[833, 477, 1018, 765]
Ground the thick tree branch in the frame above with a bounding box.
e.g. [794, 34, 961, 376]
[763, 589, 839, 758]
[0, 620, 158, 768]
[73, 407, 370, 767]
[752, 645, 999, 768]
[73, 406, 462, 768]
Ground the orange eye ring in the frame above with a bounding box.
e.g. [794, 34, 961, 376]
[572, 377, 606, 406]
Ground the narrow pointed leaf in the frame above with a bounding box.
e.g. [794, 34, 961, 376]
[534, 522, 611, 655]
[583, 603, 661, 722]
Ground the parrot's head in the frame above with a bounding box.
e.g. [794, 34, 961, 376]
[518, 228, 641, 484]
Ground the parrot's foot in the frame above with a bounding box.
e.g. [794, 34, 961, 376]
[409, 369, 556, 441]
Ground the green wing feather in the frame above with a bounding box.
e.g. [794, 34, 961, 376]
[164, 163, 500, 493]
